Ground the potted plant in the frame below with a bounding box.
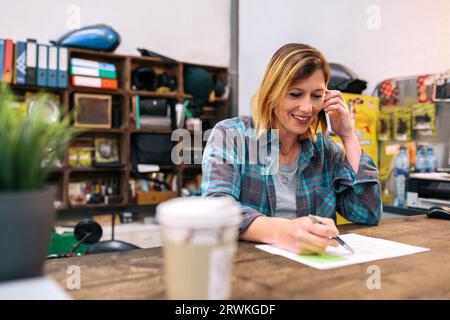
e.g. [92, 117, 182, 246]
[0, 83, 82, 282]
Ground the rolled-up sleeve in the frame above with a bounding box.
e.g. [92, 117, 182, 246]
[201, 122, 263, 234]
[327, 139, 382, 225]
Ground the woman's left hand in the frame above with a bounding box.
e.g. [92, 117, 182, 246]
[322, 89, 355, 141]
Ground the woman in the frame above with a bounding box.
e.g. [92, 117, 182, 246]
[202, 43, 382, 254]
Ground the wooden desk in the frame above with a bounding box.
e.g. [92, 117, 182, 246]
[44, 216, 450, 299]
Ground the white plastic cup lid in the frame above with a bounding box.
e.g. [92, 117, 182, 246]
[156, 196, 242, 229]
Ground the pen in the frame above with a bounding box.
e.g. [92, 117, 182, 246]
[308, 214, 355, 254]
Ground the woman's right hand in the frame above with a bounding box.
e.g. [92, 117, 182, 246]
[274, 216, 340, 254]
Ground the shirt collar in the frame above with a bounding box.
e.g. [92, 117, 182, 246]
[296, 136, 317, 173]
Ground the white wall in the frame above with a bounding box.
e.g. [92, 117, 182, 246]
[239, 0, 450, 116]
[0, 0, 230, 67]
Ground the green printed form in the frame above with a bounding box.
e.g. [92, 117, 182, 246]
[298, 253, 347, 264]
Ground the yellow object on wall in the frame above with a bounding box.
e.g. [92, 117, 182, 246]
[330, 93, 380, 225]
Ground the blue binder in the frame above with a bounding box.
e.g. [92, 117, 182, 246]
[15, 41, 27, 84]
[57, 47, 68, 88]
[0, 39, 4, 80]
[47, 46, 58, 87]
[37, 44, 48, 86]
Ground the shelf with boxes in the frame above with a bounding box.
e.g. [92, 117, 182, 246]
[375, 72, 450, 209]
[69, 48, 126, 91]
[63, 49, 130, 211]
[128, 56, 180, 94]
[9, 76, 69, 117]
[67, 131, 128, 169]
[70, 91, 128, 130]
[182, 62, 229, 131]
[128, 54, 180, 133]
[130, 95, 177, 131]
[2, 38, 230, 214]
[68, 170, 126, 208]
[129, 168, 177, 206]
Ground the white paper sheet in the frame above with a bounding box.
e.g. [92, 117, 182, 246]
[256, 234, 430, 270]
[0, 276, 71, 300]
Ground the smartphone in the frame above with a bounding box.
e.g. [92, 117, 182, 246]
[324, 111, 334, 134]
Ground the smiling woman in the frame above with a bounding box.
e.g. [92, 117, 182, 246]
[252, 43, 329, 141]
[274, 70, 326, 138]
[201, 43, 382, 255]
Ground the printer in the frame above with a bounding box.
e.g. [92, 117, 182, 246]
[407, 172, 450, 209]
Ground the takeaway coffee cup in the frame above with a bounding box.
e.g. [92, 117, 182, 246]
[156, 196, 242, 300]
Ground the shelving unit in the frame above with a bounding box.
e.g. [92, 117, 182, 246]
[10, 47, 230, 217]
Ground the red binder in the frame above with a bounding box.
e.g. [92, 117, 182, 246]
[71, 75, 118, 90]
[100, 78, 118, 89]
[3, 39, 14, 83]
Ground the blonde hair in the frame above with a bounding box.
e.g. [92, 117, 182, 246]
[251, 43, 330, 138]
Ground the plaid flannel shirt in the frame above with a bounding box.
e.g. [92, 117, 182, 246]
[201, 117, 382, 235]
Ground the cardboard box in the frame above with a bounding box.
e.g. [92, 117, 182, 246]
[136, 190, 176, 205]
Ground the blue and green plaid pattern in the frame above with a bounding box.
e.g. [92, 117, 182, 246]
[201, 117, 382, 234]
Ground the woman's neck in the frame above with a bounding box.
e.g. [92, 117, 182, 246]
[279, 135, 298, 156]
[275, 125, 300, 163]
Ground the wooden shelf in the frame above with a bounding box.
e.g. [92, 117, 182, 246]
[130, 128, 173, 134]
[179, 164, 202, 170]
[68, 166, 127, 173]
[56, 202, 163, 213]
[10, 83, 66, 92]
[209, 97, 228, 103]
[69, 87, 124, 95]
[127, 90, 178, 98]
[69, 48, 127, 61]
[200, 114, 216, 121]
[74, 127, 127, 134]
[67, 203, 125, 210]
[158, 164, 175, 170]
[35, 47, 231, 215]
[180, 93, 194, 100]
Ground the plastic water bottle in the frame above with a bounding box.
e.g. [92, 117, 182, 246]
[425, 147, 438, 172]
[394, 146, 409, 208]
[415, 147, 426, 173]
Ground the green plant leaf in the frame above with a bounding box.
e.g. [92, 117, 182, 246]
[0, 83, 84, 191]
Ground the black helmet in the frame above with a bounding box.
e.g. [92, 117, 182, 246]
[328, 63, 367, 94]
[132, 66, 157, 91]
[157, 72, 178, 91]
